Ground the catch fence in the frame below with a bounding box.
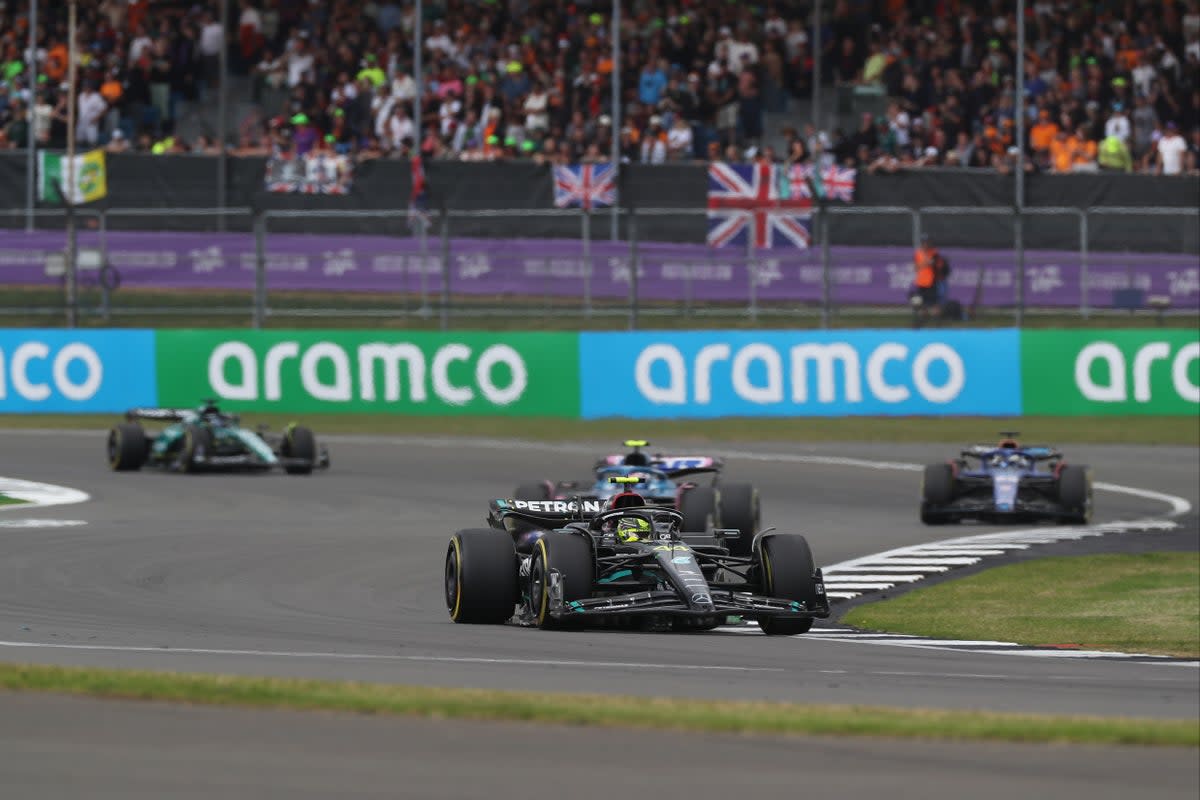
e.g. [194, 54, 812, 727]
[0, 205, 1195, 329]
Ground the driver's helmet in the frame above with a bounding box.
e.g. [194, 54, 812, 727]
[199, 400, 221, 417]
[616, 516, 651, 543]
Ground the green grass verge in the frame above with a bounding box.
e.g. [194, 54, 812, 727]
[3, 286, 1197, 330]
[0, 494, 26, 507]
[0, 414, 1195, 446]
[0, 662, 1195, 746]
[844, 553, 1200, 658]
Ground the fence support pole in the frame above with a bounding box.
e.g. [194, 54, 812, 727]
[628, 209, 638, 331]
[820, 207, 831, 329]
[440, 209, 450, 331]
[581, 210, 592, 316]
[1014, 208, 1025, 326]
[747, 234, 758, 322]
[253, 213, 266, 328]
[1080, 210, 1090, 319]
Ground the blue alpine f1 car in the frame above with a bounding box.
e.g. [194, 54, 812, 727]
[513, 440, 760, 554]
[920, 433, 1092, 525]
[107, 401, 329, 475]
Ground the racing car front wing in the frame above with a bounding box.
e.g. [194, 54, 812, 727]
[543, 572, 831, 622]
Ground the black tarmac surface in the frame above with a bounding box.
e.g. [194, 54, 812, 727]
[0, 430, 1196, 798]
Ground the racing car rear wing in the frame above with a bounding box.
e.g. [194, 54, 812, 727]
[962, 445, 1062, 460]
[125, 407, 191, 422]
[595, 454, 725, 478]
[487, 497, 606, 528]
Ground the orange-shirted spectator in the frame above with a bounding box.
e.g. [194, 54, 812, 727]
[100, 69, 124, 105]
[45, 39, 68, 83]
[1072, 127, 1098, 168]
[1049, 127, 1075, 172]
[1029, 109, 1058, 153]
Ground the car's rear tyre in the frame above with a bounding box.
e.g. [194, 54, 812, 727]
[920, 463, 955, 524]
[1057, 465, 1093, 525]
[515, 481, 551, 501]
[108, 423, 147, 471]
[176, 425, 213, 473]
[679, 486, 718, 533]
[282, 425, 316, 475]
[756, 534, 818, 636]
[531, 533, 593, 630]
[445, 529, 519, 624]
[717, 482, 758, 557]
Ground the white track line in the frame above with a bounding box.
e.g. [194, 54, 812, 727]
[0, 640, 781, 672]
[0, 477, 90, 509]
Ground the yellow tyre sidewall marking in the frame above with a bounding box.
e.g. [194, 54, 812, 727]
[536, 538, 550, 626]
[449, 536, 464, 620]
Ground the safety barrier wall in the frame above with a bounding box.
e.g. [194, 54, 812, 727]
[0, 328, 1195, 417]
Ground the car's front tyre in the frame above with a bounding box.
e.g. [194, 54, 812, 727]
[530, 533, 593, 630]
[755, 533, 820, 636]
[282, 425, 316, 475]
[1057, 465, 1093, 525]
[445, 529, 519, 624]
[108, 423, 147, 471]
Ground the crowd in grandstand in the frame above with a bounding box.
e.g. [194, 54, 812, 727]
[0, 0, 1197, 175]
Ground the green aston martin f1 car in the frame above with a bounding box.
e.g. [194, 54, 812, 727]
[107, 400, 330, 475]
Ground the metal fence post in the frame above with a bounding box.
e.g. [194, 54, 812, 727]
[253, 212, 266, 328]
[1014, 208, 1025, 327]
[581, 209, 592, 316]
[747, 233, 758, 322]
[1080, 210, 1090, 319]
[819, 207, 832, 329]
[628, 208, 639, 331]
[440, 208, 451, 331]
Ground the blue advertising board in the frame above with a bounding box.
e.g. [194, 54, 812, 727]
[0, 330, 157, 412]
[580, 330, 1021, 418]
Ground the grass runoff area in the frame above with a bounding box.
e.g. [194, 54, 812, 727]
[844, 553, 1200, 659]
[2, 286, 1198, 330]
[0, 414, 1196, 447]
[0, 662, 1195, 747]
[0, 494, 26, 506]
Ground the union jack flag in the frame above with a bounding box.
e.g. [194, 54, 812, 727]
[408, 155, 431, 232]
[787, 164, 857, 203]
[553, 164, 616, 210]
[707, 162, 812, 249]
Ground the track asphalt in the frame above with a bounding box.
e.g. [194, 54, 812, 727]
[0, 431, 1196, 797]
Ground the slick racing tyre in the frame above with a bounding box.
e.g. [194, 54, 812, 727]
[530, 533, 593, 630]
[920, 463, 956, 525]
[108, 423, 147, 471]
[515, 481, 552, 501]
[1057, 465, 1093, 525]
[176, 425, 213, 473]
[282, 425, 317, 475]
[755, 534, 818, 636]
[717, 483, 759, 557]
[679, 486, 719, 534]
[445, 529, 519, 624]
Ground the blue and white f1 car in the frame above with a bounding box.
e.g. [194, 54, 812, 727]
[512, 440, 761, 554]
[920, 433, 1092, 525]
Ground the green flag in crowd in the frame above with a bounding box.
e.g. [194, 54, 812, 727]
[38, 149, 108, 205]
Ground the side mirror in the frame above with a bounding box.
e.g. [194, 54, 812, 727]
[712, 528, 741, 539]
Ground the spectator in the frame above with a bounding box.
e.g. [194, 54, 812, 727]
[77, 81, 107, 146]
[1154, 121, 1189, 175]
[667, 115, 693, 161]
[1098, 131, 1133, 172]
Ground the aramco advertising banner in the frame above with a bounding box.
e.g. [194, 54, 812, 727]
[154, 331, 580, 416]
[1021, 330, 1200, 415]
[578, 330, 1023, 418]
[0, 328, 1196, 417]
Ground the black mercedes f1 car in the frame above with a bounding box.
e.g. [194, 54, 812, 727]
[445, 478, 829, 634]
